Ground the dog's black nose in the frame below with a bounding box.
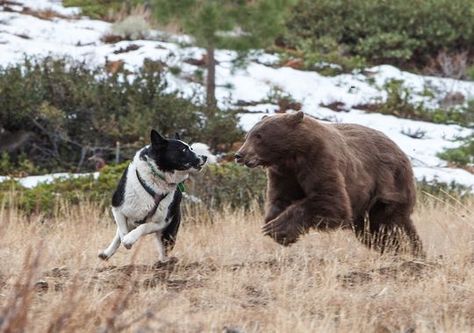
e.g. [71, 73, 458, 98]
[201, 155, 208, 162]
[234, 152, 242, 160]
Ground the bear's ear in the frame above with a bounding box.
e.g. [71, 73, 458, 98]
[288, 111, 304, 125]
[261, 115, 269, 120]
[150, 129, 167, 148]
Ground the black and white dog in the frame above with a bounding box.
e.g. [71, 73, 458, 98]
[98, 129, 207, 262]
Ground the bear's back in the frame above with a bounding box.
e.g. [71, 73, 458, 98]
[331, 123, 416, 209]
[332, 123, 410, 167]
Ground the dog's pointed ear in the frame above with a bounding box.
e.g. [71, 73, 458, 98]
[150, 129, 167, 147]
[288, 111, 304, 125]
[174, 132, 181, 140]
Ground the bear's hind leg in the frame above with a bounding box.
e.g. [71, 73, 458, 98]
[357, 201, 424, 257]
[400, 217, 425, 257]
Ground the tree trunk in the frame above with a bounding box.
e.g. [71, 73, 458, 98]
[206, 46, 217, 113]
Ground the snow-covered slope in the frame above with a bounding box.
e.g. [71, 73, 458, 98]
[0, 172, 98, 188]
[0, 0, 473, 190]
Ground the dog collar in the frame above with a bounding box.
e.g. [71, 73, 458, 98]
[146, 159, 185, 193]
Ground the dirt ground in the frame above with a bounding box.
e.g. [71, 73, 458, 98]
[0, 198, 473, 332]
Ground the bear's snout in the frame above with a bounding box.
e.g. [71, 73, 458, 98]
[235, 141, 263, 168]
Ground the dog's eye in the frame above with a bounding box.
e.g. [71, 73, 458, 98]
[182, 148, 186, 153]
[255, 133, 262, 140]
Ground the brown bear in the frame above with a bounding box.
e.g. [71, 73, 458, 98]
[235, 111, 423, 256]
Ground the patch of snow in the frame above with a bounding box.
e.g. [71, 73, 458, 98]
[15, 0, 81, 16]
[371, 65, 474, 99]
[0, 172, 99, 188]
[414, 167, 474, 190]
[251, 51, 280, 66]
[314, 61, 343, 70]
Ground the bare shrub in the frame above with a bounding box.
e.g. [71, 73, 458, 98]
[109, 5, 152, 41]
[426, 50, 469, 79]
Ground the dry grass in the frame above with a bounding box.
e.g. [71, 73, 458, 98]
[0, 198, 473, 333]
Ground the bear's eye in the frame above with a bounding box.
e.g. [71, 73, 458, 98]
[255, 133, 262, 140]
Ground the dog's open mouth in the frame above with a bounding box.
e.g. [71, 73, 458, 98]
[192, 160, 206, 171]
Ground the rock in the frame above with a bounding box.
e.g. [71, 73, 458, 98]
[35, 280, 49, 293]
[105, 59, 125, 74]
[282, 58, 304, 69]
[440, 91, 465, 108]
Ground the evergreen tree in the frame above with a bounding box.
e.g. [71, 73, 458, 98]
[152, 0, 296, 112]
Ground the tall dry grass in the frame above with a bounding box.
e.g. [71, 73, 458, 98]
[0, 197, 473, 332]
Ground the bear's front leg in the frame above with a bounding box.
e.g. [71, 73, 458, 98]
[264, 168, 303, 223]
[262, 202, 308, 245]
[265, 199, 291, 223]
[262, 191, 352, 246]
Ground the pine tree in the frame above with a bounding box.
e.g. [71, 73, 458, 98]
[152, 0, 296, 113]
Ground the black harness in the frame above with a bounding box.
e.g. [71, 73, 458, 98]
[134, 169, 169, 225]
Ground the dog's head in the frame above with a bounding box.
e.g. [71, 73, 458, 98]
[146, 129, 207, 172]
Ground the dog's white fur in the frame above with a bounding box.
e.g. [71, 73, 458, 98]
[99, 146, 193, 262]
[190, 143, 217, 163]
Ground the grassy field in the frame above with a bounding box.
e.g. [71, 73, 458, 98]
[0, 197, 473, 333]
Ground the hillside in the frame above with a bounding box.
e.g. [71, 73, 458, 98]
[0, 0, 473, 190]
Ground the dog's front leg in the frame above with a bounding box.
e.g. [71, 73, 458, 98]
[112, 208, 129, 241]
[122, 223, 162, 249]
[98, 230, 121, 260]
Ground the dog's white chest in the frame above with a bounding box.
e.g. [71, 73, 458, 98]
[121, 188, 174, 228]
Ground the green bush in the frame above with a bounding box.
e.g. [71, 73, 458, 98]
[0, 162, 267, 215]
[0, 58, 242, 173]
[1, 160, 472, 215]
[190, 163, 267, 209]
[0, 152, 44, 176]
[467, 65, 474, 81]
[358, 80, 474, 127]
[438, 135, 474, 166]
[277, 37, 366, 75]
[417, 178, 472, 202]
[286, 0, 474, 68]
[63, 0, 142, 20]
[377, 80, 425, 119]
[0, 162, 128, 215]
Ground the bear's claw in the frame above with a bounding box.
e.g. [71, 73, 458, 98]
[262, 219, 299, 246]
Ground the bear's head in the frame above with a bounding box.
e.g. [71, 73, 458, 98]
[235, 111, 305, 168]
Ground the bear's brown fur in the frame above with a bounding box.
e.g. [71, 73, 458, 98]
[235, 111, 423, 256]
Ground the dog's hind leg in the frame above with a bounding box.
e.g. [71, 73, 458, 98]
[154, 232, 170, 263]
[162, 190, 182, 252]
[98, 230, 121, 261]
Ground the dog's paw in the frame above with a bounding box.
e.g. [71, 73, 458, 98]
[153, 256, 178, 268]
[98, 252, 110, 261]
[160, 256, 178, 264]
[122, 235, 134, 250]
